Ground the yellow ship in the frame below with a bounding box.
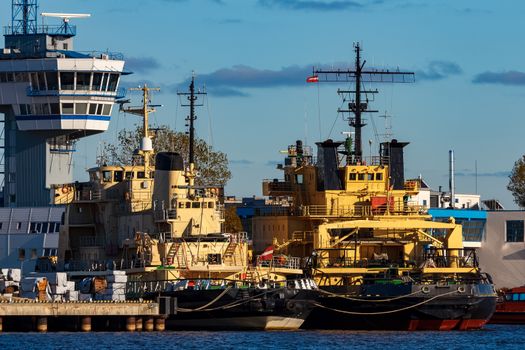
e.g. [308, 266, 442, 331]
[252, 44, 497, 330]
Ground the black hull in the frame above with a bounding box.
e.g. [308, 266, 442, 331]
[302, 283, 497, 330]
[152, 287, 316, 330]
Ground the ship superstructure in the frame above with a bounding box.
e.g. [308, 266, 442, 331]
[56, 78, 304, 283]
[253, 44, 497, 330]
[0, 0, 125, 207]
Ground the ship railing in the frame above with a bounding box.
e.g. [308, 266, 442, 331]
[256, 255, 301, 270]
[263, 179, 293, 193]
[291, 231, 314, 242]
[78, 236, 105, 247]
[254, 206, 292, 216]
[3, 24, 76, 36]
[73, 188, 102, 201]
[421, 248, 479, 268]
[347, 155, 389, 166]
[301, 205, 370, 218]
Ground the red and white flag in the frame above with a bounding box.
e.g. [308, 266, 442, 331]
[260, 245, 274, 261]
[306, 75, 319, 83]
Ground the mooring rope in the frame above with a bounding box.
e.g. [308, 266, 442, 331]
[317, 288, 424, 302]
[177, 287, 287, 313]
[312, 289, 460, 315]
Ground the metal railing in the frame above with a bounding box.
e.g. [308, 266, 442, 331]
[4, 24, 76, 36]
[256, 255, 302, 269]
[26, 86, 126, 98]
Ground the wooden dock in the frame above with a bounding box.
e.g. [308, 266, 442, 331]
[0, 299, 166, 332]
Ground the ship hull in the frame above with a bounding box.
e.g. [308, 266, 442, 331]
[302, 283, 497, 330]
[149, 286, 316, 331]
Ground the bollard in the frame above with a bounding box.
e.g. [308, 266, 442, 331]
[36, 317, 48, 332]
[0, 317, 3, 332]
[135, 317, 143, 332]
[126, 317, 136, 332]
[144, 317, 154, 332]
[81, 316, 92, 332]
[154, 318, 165, 332]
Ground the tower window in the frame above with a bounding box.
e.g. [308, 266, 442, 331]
[60, 72, 75, 90]
[62, 103, 74, 114]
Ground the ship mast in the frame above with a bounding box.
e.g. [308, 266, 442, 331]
[310, 43, 415, 164]
[177, 74, 206, 185]
[121, 84, 160, 176]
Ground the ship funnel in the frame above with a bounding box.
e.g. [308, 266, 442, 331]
[380, 140, 409, 190]
[153, 152, 185, 212]
[316, 139, 343, 191]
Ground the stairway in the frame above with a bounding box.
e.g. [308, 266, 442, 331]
[166, 242, 187, 268]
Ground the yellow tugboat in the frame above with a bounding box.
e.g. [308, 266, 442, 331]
[53, 78, 316, 330]
[253, 44, 497, 330]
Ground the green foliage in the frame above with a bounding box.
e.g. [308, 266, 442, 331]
[99, 125, 231, 187]
[507, 155, 525, 208]
[223, 206, 244, 233]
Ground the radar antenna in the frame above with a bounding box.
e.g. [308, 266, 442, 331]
[41, 12, 90, 35]
[307, 43, 414, 164]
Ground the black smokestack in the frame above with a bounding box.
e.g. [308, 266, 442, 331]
[380, 140, 409, 190]
[316, 139, 343, 191]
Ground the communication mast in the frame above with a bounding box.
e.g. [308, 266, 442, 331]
[308, 43, 414, 164]
[177, 74, 206, 166]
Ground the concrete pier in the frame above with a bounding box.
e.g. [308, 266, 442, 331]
[0, 300, 165, 332]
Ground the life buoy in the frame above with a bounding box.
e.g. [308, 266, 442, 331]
[61, 185, 71, 194]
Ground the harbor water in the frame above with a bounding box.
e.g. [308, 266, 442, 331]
[0, 325, 523, 349]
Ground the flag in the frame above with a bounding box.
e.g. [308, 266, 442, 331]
[306, 75, 319, 83]
[260, 245, 274, 261]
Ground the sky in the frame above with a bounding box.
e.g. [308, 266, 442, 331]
[1, 0, 524, 208]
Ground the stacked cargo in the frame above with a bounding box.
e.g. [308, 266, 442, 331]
[21, 272, 78, 301]
[78, 271, 128, 301]
[0, 268, 21, 294]
[97, 271, 127, 301]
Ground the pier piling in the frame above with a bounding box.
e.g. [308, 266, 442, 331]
[145, 317, 154, 331]
[126, 317, 136, 332]
[135, 317, 143, 331]
[36, 316, 48, 332]
[81, 316, 92, 332]
[155, 318, 165, 331]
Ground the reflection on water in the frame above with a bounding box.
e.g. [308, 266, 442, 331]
[0, 325, 522, 350]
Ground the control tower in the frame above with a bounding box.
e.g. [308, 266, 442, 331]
[0, 0, 126, 207]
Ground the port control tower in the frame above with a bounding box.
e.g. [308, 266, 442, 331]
[0, 0, 126, 207]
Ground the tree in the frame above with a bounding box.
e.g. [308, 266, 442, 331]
[99, 124, 232, 187]
[223, 206, 244, 233]
[508, 155, 525, 208]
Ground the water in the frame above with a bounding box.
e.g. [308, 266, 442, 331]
[0, 325, 523, 349]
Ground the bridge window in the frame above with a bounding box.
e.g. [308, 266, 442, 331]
[137, 171, 146, 179]
[76, 72, 91, 90]
[125, 171, 134, 179]
[92, 73, 103, 90]
[506, 220, 524, 242]
[89, 103, 97, 114]
[376, 173, 383, 180]
[192, 202, 201, 209]
[103, 104, 112, 115]
[46, 72, 59, 90]
[114, 171, 123, 182]
[102, 171, 112, 183]
[50, 103, 60, 114]
[76, 103, 88, 114]
[101, 73, 109, 91]
[96, 104, 104, 115]
[107, 73, 119, 92]
[15, 72, 29, 83]
[349, 173, 357, 181]
[367, 173, 374, 181]
[358, 174, 365, 181]
[61, 103, 74, 114]
[60, 72, 75, 90]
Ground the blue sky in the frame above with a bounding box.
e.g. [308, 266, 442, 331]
[2, 0, 524, 208]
